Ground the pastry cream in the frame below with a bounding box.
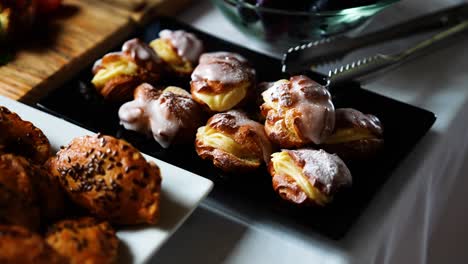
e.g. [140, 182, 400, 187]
[91, 60, 138, 88]
[197, 126, 258, 161]
[271, 152, 330, 206]
[194, 83, 248, 112]
[324, 128, 374, 144]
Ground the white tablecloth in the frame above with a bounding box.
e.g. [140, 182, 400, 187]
[151, 0, 468, 263]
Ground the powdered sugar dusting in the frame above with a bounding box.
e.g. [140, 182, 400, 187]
[287, 149, 352, 194]
[118, 85, 200, 148]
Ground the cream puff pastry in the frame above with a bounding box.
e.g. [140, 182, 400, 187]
[269, 149, 352, 206]
[91, 38, 162, 101]
[321, 108, 384, 161]
[119, 83, 204, 148]
[261, 75, 335, 148]
[150, 29, 203, 76]
[196, 110, 272, 172]
[191, 52, 255, 112]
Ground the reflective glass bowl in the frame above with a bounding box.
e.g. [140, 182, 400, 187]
[211, 0, 399, 47]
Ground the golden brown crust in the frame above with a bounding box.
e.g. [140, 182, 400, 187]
[0, 106, 51, 164]
[0, 225, 68, 264]
[321, 108, 384, 161]
[45, 217, 118, 264]
[260, 76, 335, 148]
[268, 149, 352, 207]
[0, 154, 40, 230]
[92, 39, 162, 102]
[49, 134, 162, 225]
[195, 111, 272, 173]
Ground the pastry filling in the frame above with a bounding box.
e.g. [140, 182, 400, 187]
[198, 126, 258, 161]
[194, 83, 248, 112]
[150, 38, 192, 73]
[324, 128, 375, 144]
[271, 152, 330, 205]
[91, 60, 138, 88]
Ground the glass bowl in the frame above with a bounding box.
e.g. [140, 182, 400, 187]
[211, 0, 399, 47]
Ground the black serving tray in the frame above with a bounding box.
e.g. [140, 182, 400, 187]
[38, 17, 436, 239]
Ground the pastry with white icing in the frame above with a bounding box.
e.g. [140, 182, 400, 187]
[150, 29, 203, 76]
[118, 83, 203, 148]
[260, 75, 335, 148]
[191, 52, 256, 112]
[269, 149, 352, 206]
[92, 38, 163, 102]
[321, 108, 384, 161]
[195, 110, 272, 172]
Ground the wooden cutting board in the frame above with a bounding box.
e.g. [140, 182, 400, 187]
[0, 0, 193, 103]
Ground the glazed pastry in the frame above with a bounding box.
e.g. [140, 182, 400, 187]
[0, 154, 41, 230]
[119, 83, 204, 148]
[0, 106, 51, 164]
[261, 75, 335, 148]
[46, 217, 118, 264]
[191, 52, 255, 112]
[321, 108, 384, 160]
[49, 134, 161, 225]
[91, 38, 162, 101]
[195, 110, 272, 172]
[0, 225, 67, 264]
[150, 29, 203, 76]
[269, 149, 352, 206]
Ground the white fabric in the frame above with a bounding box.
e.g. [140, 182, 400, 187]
[151, 0, 468, 263]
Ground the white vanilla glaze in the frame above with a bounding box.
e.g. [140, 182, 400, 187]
[191, 52, 254, 85]
[122, 38, 161, 65]
[224, 110, 272, 163]
[262, 75, 335, 144]
[159, 29, 203, 63]
[119, 85, 197, 148]
[286, 149, 352, 194]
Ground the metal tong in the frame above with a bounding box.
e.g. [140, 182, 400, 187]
[282, 3, 468, 85]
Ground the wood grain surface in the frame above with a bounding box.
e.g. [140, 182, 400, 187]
[0, 0, 192, 103]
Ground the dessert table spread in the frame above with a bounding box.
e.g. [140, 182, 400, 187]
[149, 0, 468, 263]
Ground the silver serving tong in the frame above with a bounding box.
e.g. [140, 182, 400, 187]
[328, 18, 468, 86]
[282, 3, 468, 80]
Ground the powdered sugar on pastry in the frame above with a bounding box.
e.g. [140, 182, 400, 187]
[286, 149, 352, 194]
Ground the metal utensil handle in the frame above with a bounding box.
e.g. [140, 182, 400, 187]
[328, 19, 468, 86]
[351, 3, 468, 50]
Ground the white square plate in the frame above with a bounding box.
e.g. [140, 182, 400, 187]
[0, 96, 213, 263]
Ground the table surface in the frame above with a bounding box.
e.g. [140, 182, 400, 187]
[149, 0, 468, 263]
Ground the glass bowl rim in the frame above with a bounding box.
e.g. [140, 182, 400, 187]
[217, 0, 400, 16]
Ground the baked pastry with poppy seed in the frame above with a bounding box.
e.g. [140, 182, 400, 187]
[150, 29, 203, 76]
[119, 83, 204, 148]
[321, 108, 384, 161]
[0, 225, 67, 264]
[0, 106, 51, 164]
[49, 134, 162, 225]
[260, 75, 335, 148]
[269, 149, 351, 206]
[195, 110, 272, 172]
[91, 38, 163, 102]
[191, 52, 255, 112]
[46, 217, 118, 264]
